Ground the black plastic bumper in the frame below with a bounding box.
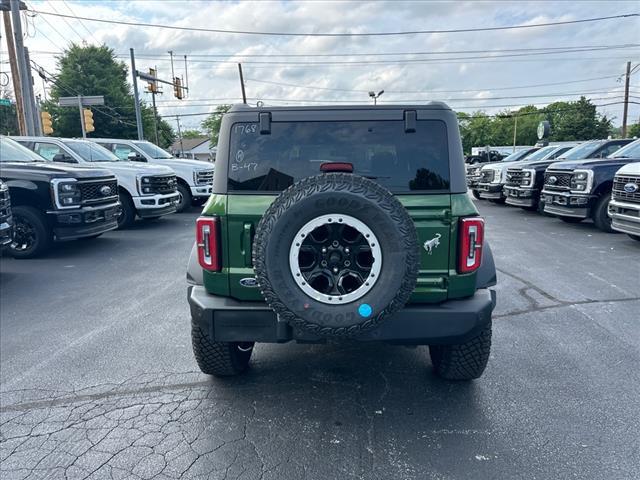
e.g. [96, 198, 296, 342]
[49, 204, 120, 241]
[188, 286, 496, 345]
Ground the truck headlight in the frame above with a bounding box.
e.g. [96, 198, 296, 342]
[570, 170, 593, 193]
[138, 176, 154, 195]
[521, 169, 535, 187]
[52, 178, 81, 209]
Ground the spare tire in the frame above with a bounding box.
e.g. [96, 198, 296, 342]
[253, 173, 419, 337]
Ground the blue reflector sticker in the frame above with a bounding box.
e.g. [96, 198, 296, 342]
[358, 304, 372, 318]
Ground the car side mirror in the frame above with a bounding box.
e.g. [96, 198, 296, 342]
[52, 153, 75, 163]
[127, 152, 146, 162]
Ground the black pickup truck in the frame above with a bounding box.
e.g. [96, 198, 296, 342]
[504, 139, 632, 213]
[0, 137, 121, 258]
[542, 139, 640, 231]
[0, 179, 12, 247]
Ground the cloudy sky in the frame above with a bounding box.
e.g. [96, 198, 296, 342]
[2, 0, 639, 131]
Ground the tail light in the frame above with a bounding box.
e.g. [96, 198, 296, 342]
[458, 217, 484, 274]
[196, 216, 221, 271]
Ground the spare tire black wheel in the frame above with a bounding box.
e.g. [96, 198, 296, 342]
[253, 173, 419, 338]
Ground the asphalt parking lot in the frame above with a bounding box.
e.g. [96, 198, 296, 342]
[1, 199, 639, 480]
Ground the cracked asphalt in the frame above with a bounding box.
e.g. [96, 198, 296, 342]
[1, 198, 639, 480]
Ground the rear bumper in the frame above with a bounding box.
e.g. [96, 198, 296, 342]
[608, 199, 640, 235]
[542, 190, 593, 218]
[477, 183, 504, 199]
[504, 186, 537, 207]
[188, 286, 496, 345]
[48, 202, 120, 241]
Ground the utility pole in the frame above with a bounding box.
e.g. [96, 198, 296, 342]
[9, 0, 34, 134]
[622, 61, 631, 138]
[151, 82, 160, 146]
[183, 55, 189, 98]
[77, 96, 86, 138]
[512, 112, 519, 153]
[2, 9, 26, 134]
[238, 63, 247, 104]
[130, 48, 144, 140]
[175, 115, 184, 157]
[24, 48, 42, 135]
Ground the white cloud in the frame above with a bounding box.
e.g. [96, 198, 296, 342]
[6, 0, 639, 129]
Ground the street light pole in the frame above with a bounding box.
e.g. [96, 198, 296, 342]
[512, 112, 519, 153]
[368, 90, 384, 105]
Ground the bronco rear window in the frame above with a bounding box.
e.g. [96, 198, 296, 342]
[227, 120, 450, 193]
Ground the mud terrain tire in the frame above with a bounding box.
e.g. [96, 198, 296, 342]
[253, 173, 419, 337]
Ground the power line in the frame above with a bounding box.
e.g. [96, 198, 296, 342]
[242, 75, 628, 95]
[45, 1, 85, 44]
[28, 10, 640, 37]
[155, 101, 637, 119]
[152, 93, 631, 110]
[14, 43, 640, 59]
[61, 0, 100, 44]
[130, 43, 640, 58]
[117, 46, 640, 66]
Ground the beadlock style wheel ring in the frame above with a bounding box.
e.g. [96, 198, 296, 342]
[288, 214, 382, 305]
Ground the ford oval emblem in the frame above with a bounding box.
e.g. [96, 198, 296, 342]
[100, 185, 112, 196]
[239, 277, 259, 288]
[624, 182, 639, 193]
[548, 176, 557, 184]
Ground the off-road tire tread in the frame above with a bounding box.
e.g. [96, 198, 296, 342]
[252, 173, 419, 338]
[191, 324, 252, 376]
[430, 322, 492, 380]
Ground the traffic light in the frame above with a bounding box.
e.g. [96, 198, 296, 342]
[147, 68, 158, 93]
[41, 111, 53, 135]
[83, 108, 95, 133]
[173, 77, 183, 99]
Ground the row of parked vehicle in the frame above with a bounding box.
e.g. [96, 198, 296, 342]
[0, 136, 215, 258]
[466, 138, 640, 241]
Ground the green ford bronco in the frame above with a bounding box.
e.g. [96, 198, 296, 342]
[187, 104, 497, 380]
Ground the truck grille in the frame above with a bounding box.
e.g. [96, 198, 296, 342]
[505, 168, 524, 187]
[544, 170, 572, 191]
[143, 174, 178, 195]
[481, 169, 495, 183]
[78, 178, 119, 206]
[195, 170, 214, 185]
[612, 175, 640, 203]
[0, 184, 11, 220]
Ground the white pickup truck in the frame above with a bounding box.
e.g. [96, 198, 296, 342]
[91, 139, 214, 212]
[609, 161, 640, 241]
[13, 136, 179, 229]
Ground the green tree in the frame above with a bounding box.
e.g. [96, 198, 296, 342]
[201, 105, 231, 145]
[627, 123, 640, 138]
[543, 97, 612, 141]
[0, 103, 19, 135]
[182, 129, 204, 138]
[44, 44, 174, 147]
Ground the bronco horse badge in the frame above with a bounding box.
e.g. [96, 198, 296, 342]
[423, 233, 442, 255]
